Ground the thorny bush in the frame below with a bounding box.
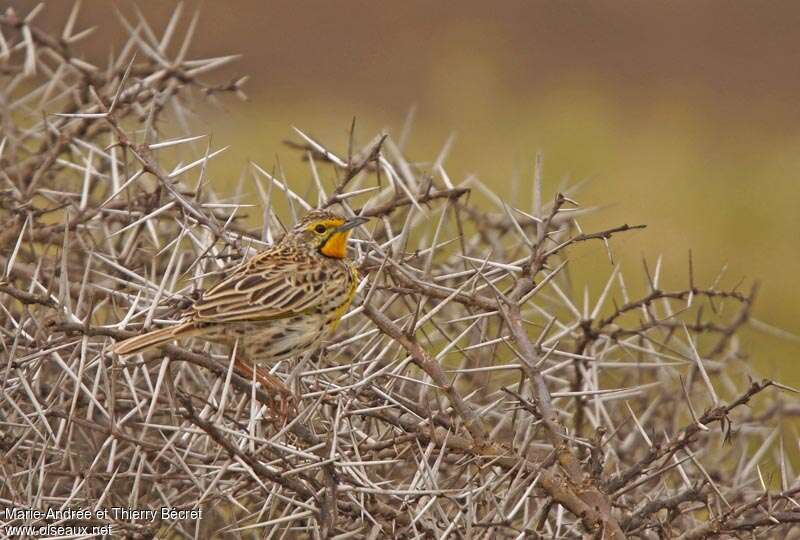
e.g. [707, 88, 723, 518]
[0, 4, 798, 539]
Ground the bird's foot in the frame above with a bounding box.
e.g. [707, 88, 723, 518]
[234, 359, 298, 424]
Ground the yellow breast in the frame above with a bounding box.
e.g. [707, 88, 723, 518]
[328, 264, 359, 332]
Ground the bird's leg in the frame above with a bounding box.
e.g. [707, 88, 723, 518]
[233, 358, 297, 422]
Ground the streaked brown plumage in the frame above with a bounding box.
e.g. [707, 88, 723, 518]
[113, 210, 366, 392]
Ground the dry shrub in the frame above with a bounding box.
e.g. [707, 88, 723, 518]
[1, 4, 798, 539]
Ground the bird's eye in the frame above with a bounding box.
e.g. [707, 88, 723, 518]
[314, 224, 326, 234]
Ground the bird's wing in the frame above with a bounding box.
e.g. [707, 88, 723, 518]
[190, 247, 329, 323]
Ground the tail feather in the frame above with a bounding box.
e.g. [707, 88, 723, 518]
[113, 322, 197, 355]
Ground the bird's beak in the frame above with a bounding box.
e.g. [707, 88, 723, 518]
[335, 216, 369, 233]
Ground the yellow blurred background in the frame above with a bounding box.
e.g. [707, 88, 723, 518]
[33, 1, 800, 384]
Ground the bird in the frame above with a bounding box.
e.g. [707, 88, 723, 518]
[113, 209, 367, 413]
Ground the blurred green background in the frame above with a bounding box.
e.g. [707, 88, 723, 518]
[33, 1, 799, 384]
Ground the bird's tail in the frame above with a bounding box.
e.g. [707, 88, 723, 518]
[113, 321, 197, 355]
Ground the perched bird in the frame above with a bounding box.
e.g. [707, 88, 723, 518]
[113, 209, 367, 408]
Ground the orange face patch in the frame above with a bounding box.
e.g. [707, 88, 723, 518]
[320, 231, 350, 258]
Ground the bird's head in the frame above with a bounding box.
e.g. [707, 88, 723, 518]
[285, 209, 368, 259]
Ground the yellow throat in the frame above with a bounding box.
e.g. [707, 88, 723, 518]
[320, 231, 350, 259]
